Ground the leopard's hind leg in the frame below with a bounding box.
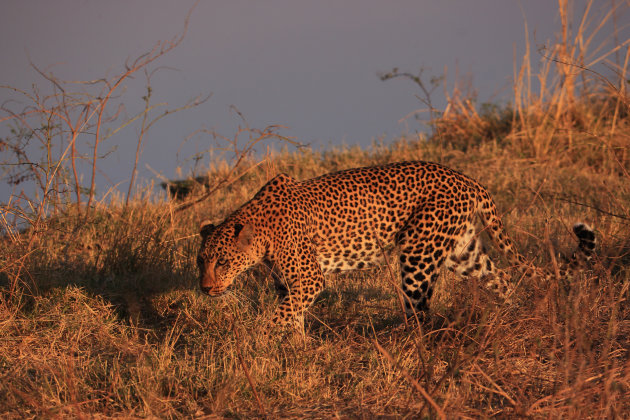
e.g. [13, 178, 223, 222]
[396, 208, 469, 318]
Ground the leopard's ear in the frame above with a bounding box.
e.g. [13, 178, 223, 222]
[234, 223, 254, 251]
[199, 220, 215, 238]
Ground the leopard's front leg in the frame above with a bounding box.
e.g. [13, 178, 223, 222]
[270, 246, 325, 330]
[271, 293, 308, 329]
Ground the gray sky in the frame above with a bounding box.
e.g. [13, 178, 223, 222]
[1, 1, 625, 202]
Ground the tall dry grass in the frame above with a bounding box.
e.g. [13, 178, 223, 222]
[1, 1, 630, 418]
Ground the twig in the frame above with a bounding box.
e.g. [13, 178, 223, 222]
[550, 194, 630, 221]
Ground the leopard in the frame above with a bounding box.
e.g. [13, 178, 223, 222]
[197, 161, 596, 329]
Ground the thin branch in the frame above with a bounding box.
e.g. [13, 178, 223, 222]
[550, 194, 630, 221]
[84, 1, 198, 218]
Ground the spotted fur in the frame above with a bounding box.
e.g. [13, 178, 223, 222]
[197, 161, 595, 328]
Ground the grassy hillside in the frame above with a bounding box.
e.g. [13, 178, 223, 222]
[2, 4, 630, 418]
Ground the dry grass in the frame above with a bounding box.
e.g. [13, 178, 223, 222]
[2, 1, 630, 418]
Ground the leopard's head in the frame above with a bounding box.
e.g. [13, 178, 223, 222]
[197, 219, 257, 296]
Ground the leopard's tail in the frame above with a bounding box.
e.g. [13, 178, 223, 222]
[474, 187, 529, 269]
[475, 186, 596, 273]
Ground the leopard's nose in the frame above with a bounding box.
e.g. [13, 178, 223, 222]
[200, 286, 212, 294]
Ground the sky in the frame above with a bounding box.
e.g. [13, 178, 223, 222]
[1, 0, 626, 203]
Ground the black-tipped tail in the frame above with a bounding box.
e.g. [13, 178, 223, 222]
[573, 223, 596, 259]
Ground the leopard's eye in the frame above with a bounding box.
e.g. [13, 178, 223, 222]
[216, 258, 228, 267]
